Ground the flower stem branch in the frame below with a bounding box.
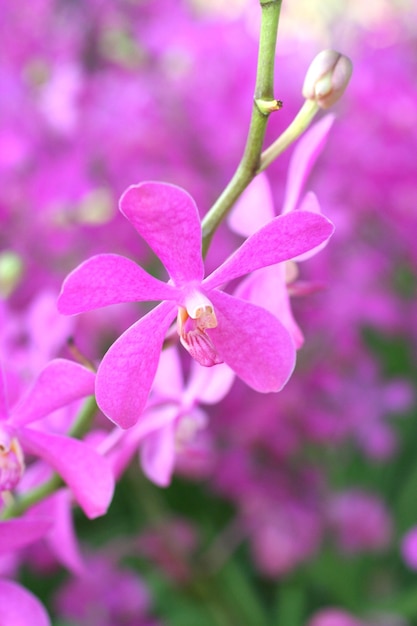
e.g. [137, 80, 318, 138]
[1, 474, 63, 520]
[201, 0, 283, 256]
[257, 98, 320, 172]
[198, 515, 247, 573]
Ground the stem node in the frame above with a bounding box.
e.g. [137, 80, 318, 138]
[255, 98, 283, 115]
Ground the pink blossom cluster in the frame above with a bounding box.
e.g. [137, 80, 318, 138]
[1, 0, 417, 624]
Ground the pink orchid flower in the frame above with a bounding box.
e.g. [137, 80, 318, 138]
[0, 359, 114, 519]
[103, 345, 234, 487]
[58, 181, 334, 428]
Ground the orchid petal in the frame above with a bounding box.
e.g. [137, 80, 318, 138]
[27, 290, 75, 362]
[140, 421, 177, 487]
[120, 182, 204, 285]
[152, 346, 184, 399]
[235, 266, 304, 349]
[40, 491, 85, 575]
[205, 211, 334, 289]
[19, 429, 114, 519]
[297, 190, 322, 216]
[131, 404, 179, 443]
[96, 301, 176, 429]
[0, 518, 52, 554]
[0, 579, 50, 626]
[58, 253, 177, 315]
[282, 114, 335, 214]
[105, 431, 139, 480]
[0, 365, 9, 419]
[186, 361, 235, 405]
[107, 405, 178, 479]
[293, 192, 328, 262]
[207, 290, 296, 392]
[228, 173, 275, 237]
[11, 359, 95, 426]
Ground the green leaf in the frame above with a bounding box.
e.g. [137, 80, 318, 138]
[273, 581, 306, 626]
[213, 559, 269, 626]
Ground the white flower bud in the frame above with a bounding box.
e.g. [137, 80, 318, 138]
[302, 50, 353, 109]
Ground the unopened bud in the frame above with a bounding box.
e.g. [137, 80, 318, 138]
[302, 50, 353, 109]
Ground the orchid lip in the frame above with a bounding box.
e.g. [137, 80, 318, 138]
[176, 290, 222, 367]
[0, 435, 25, 492]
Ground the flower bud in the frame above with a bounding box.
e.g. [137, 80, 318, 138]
[302, 50, 353, 109]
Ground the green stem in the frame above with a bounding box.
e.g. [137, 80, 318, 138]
[201, 0, 283, 256]
[1, 474, 63, 520]
[68, 396, 98, 439]
[258, 98, 319, 172]
[0, 397, 98, 520]
[198, 515, 246, 573]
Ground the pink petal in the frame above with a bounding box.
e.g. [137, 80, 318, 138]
[186, 361, 235, 405]
[207, 290, 296, 392]
[119, 182, 204, 286]
[106, 405, 178, 479]
[39, 491, 85, 575]
[19, 429, 114, 519]
[0, 518, 52, 554]
[234, 265, 304, 349]
[0, 365, 9, 419]
[96, 301, 177, 429]
[297, 190, 322, 216]
[293, 192, 328, 262]
[58, 253, 177, 315]
[11, 359, 95, 426]
[140, 421, 177, 487]
[0, 579, 50, 626]
[27, 289, 75, 363]
[133, 404, 179, 439]
[228, 173, 275, 237]
[152, 346, 184, 400]
[282, 114, 335, 214]
[205, 211, 334, 289]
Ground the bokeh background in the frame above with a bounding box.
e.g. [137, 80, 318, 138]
[1, 0, 417, 624]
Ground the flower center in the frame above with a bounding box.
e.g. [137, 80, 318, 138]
[0, 435, 25, 492]
[175, 408, 208, 452]
[177, 290, 223, 367]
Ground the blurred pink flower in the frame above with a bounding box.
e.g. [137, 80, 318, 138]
[54, 551, 157, 626]
[308, 608, 367, 626]
[247, 497, 322, 577]
[400, 526, 417, 570]
[137, 517, 198, 584]
[327, 490, 392, 554]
